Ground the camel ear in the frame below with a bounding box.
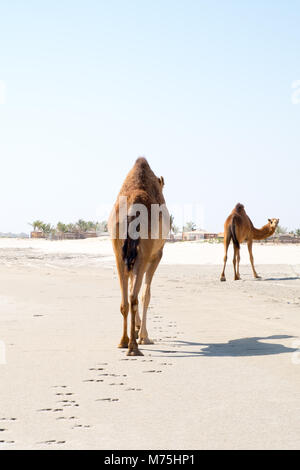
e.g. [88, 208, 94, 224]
[158, 176, 165, 188]
[268, 219, 272, 223]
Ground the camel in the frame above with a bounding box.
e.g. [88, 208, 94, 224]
[220, 203, 279, 281]
[108, 158, 169, 356]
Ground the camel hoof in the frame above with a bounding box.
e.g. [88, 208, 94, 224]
[138, 338, 154, 345]
[126, 348, 144, 356]
[118, 338, 129, 348]
[234, 277, 241, 281]
[220, 277, 226, 282]
[255, 275, 262, 279]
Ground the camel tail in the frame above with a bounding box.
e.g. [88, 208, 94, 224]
[122, 236, 139, 271]
[230, 217, 240, 249]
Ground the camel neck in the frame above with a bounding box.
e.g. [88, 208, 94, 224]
[252, 224, 274, 240]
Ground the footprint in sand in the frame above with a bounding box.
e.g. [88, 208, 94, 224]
[84, 363, 122, 406]
[83, 379, 104, 383]
[38, 385, 81, 431]
[72, 424, 91, 429]
[0, 418, 17, 445]
[37, 440, 66, 445]
[143, 370, 162, 373]
[96, 398, 119, 402]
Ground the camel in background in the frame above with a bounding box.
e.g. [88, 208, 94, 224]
[108, 158, 168, 356]
[220, 203, 279, 281]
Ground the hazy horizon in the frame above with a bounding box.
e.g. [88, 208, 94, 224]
[1, 1, 300, 234]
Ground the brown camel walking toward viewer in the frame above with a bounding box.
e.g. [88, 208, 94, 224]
[220, 203, 279, 281]
[108, 158, 169, 356]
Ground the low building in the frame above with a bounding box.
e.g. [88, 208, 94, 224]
[182, 230, 205, 241]
[30, 231, 45, 239]
[204, 233, 218, 240]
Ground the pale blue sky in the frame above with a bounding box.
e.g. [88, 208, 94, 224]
[0, 0, 299, 233]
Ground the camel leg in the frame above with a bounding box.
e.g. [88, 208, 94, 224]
[127, 260, 146, 356]
[220, 233, 231, 281]
[116, 262, 129, 349]
[233, 246, 241, 280]
[236, 247, 241, 280]
[135, 309, 142, 338]
[129, 274, 141, 338]
[247, 240, 260, 279]
[139, 251, 162, 345]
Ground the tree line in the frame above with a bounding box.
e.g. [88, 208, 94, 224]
[29, 219, 108, 235]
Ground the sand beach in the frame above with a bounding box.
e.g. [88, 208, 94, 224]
[0, 238, 299, 449]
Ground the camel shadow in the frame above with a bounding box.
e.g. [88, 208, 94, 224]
[263, 277, 300, 281]
[149, 335, 297, 358]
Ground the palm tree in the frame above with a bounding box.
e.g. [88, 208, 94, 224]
[276, 225, 288, 235]
[29, 220, 44, 232]
[66, 223, 77, 233]
[76, 219, 88, 232]
[96, 220, 108, 233]
[170, 214, 179, 234]
[295, 229, 300, 237]
[86, 221, 97, 231]
[183, 221, 196, 232]
[40, 223, 52, 234]
[56, 222, 68, 233]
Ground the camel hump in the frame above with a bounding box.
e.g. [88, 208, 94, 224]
[234, 203, 245, 213]
[135, 157, 150, 168]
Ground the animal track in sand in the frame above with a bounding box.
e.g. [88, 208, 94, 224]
[120, 357, 139, 361]
[96, 398, 119, 402]
[72, 424, 91, 429]
[56, 416, 77, 421]
[83, 379, 104, 383]
[54, 387, 91, 430]
[84, 363, 123, 404]
[38, 385, 83, 434]
[143, 370, 162, 373]
[0, 418, 17, 446]
[37, 440, 66, 445]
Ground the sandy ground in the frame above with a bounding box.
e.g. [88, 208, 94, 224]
[0, 238, 300, 449]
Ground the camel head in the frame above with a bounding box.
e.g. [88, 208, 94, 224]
[268, 218, 279, 232]
[157, 176, 165, 191]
